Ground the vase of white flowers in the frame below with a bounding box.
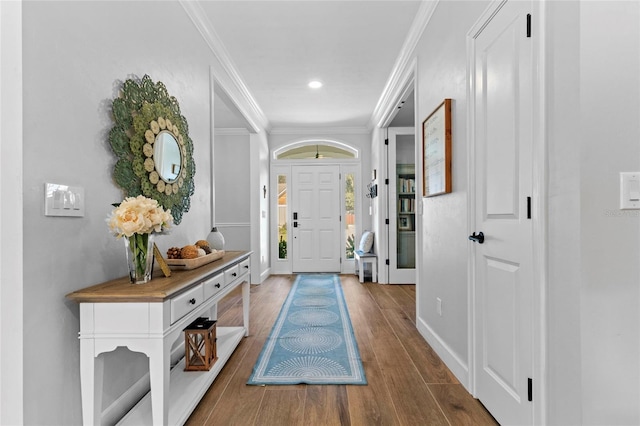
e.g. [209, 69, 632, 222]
[107, 195, 173, 284]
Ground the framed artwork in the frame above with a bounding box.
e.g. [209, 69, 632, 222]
[153, 243, 172, 277]
[398, 215, 412, 231]
[422, 99, 452, 197]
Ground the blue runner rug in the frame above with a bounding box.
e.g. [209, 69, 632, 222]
[248, 274, 367, 385]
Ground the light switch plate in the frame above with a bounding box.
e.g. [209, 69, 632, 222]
[45, 183, 85, 217]
[620, 172, 640, 210]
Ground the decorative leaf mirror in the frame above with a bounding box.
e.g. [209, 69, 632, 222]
[109, 75, 195, 224]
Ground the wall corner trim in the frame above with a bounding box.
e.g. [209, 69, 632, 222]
[180, 0, 271, 133]
[370, 0, 439, 128]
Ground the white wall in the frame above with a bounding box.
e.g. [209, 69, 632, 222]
[21, 2, 263, 423]
[251, 131, 271, 282]
[413, 0, 489, 384]
[0, 1, 24, 424]
[578, 2, 639, 424]
[370, 127, 386, 278]
[545, 1, 583, 423]
[542, 2, 640, 424]
[215, 131, 251, 250]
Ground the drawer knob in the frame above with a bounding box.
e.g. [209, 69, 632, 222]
[215, 283, 221, 288]
[189, 298, 196, 305]
[232, 272, 237, 277]
[244, 265, 249, 269]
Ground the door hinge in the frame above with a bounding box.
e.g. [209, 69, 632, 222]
[385, 259, 390, 265]
[527, 196, 532, 219]
[526, 14, 532, 37]
[385, 138, 389, 145]
[385, 178, 389, 185]
[385, 218, 389, 225]
[340, 215, 342, 222]
[528, 378, 533, 401]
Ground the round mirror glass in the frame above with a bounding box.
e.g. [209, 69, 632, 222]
[153, 131, 181, 183]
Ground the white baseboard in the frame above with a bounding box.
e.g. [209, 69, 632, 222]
[256, 267, 270, 284]
[416, 315, 470, 391]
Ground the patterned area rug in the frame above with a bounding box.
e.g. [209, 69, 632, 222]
[248, 274, 367, 385]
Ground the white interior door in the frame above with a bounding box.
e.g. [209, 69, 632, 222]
[291, 165, 341, 272]
[388, 127, 416, 284]
[471, 1, 534, 425]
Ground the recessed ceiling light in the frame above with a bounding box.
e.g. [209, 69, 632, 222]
[308, 80, 323, 89]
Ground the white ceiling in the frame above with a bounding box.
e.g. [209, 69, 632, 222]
[203, 1, 422, 130]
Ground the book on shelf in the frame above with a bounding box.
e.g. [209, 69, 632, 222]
[398, 177, 415, 194]
[398, 198, 415, 213]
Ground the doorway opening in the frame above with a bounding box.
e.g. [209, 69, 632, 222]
[388, 126, 416, 283]
[383, 88, 417, 284]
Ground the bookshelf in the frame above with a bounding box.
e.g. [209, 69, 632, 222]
[396, 164, 415, 269]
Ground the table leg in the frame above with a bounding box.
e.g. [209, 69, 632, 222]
[208, 303, 218, 321]
[148, 339, 170, 426]
[80, 340, 103, 426]
[242, 280, 250, 337]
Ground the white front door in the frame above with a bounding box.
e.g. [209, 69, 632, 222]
[471, 1, 534, 425]
[291, 165, 341, 272]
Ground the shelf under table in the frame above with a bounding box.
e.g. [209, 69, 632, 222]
[118, 326, 245, 426]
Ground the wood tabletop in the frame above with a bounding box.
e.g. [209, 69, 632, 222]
[66, 251, 251, 303]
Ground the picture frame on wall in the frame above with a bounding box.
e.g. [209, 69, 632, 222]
[422, 98, 452, 197]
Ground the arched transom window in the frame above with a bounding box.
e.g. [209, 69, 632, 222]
[274, 140, 358, 160]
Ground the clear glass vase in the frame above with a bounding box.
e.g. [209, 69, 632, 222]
[125, 233, 154, 284]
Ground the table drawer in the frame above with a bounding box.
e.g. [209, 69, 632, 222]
[224, 265, 240, 287]
[170, 284, 204, 324]
[239, 258, 250, 275]
[203, 272, 224, 300]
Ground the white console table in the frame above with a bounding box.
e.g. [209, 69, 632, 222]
[67, 250, 251, 426]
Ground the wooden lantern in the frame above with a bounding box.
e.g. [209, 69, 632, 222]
[184, 317, 217, 371]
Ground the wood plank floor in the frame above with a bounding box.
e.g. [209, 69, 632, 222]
[186, 275, 497, 426]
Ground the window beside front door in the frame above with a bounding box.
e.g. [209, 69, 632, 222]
[345, 172, 356, 260]
[277, 174, 287, 259]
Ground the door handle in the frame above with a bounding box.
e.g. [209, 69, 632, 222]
[294, 221, 299, 228]
[468, 232, 484, 244]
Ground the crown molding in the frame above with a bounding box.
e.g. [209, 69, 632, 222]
[370, 0, 439, 129]
[180, 0, 271, 133]
[269, 127, 371, 136]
